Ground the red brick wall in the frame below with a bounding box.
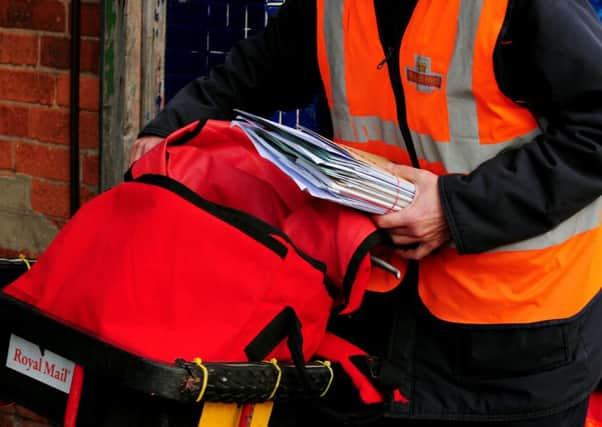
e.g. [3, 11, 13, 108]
[0, 0, 100, 424]
[0, 0, 100, 259]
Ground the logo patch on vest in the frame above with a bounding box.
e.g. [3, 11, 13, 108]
[406, 55, 443, 93]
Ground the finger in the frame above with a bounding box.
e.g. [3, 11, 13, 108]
[386, 163, 419, 181]
[132, 143, 148, 165]
[134, 141, 153, 164]
[130, 137, 163, 165]
[385, 225, 412, 235]
[396, 246, 424, 261]
[129, 145, 143, 166]
[372, 210, 412, 229]
[389, 234, 421, 246]
[128, 147, 137, 166]
[128, 146, 137, 165]
[396, 242, 435, 261]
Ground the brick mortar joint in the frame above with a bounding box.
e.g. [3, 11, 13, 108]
[0, 63, 59, 73]
[1, 137, 72, 148]
[0, 29, 99, 43]
[0, 63, 38, 70]
[0, 28, 71, 37]
[37, 65, 100, 76]
[0, 99, 100, 112]
[80, 147, 100, 155]
[1, 136, 101, 150]
[24, 174, 70, 185]
[81, 183, 100, 191]
[28, 176, 101, 190]
[0, 64, 99, 76]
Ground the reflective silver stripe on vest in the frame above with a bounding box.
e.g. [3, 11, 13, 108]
[333, 114, 406, 147]
[411, 129, 541, 173]
[446, 0, 482, 145]
[323, 1, 352, 141]
[323, 1, 407, 149]
[341, 115, 404, 145]
[493, 197, 602, 252]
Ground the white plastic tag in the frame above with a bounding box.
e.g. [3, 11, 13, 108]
[5, 334, 75, 393]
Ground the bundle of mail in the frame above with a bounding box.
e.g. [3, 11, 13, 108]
[231, 110, 416, 215]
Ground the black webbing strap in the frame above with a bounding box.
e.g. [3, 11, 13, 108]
[245, 307, 300, 362]
[245, 306, 312, 393]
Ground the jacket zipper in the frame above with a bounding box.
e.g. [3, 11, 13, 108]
[377, 47, 395, 70]
[376, 25, 420, 169]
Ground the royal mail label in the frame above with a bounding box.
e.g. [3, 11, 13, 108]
[6, 334, 74, 393]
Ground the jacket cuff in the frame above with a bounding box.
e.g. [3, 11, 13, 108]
[438, 174, 466, 254]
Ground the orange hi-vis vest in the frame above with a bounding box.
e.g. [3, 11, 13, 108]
[317, 0, 602, 324]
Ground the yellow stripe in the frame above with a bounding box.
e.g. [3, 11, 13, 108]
[197, 403, 242, 427]
[248, 402, 274, 427]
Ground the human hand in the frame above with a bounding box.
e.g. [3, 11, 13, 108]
[372, 165, 450, 260]
[129, 136, 164, 166]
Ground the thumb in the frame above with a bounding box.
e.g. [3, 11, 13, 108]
[385, 163, 419, 182]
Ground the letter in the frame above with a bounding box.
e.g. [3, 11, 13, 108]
[32, 359, 39, 371]
[13, 348, 22, 362]
[61, 369, 71, 383]
[44, 361, 56, 378]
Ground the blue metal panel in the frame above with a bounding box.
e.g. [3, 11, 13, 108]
[164, 0, 321, 130]
[592, 0, 602, 20]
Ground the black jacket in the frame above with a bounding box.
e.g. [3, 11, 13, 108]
[141, 0, 602, 255]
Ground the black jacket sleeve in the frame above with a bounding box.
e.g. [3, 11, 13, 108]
[140, 0, 320, 138]
[439, 0, 602, 254]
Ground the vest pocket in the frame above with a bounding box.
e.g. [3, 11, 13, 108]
[453, 322, 574, 378]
